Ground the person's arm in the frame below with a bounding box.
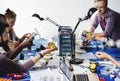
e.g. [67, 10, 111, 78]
[14, 33, 32, 47]
[87, 33, 105, 42]
[6, 38, 33, 59]
[93, 32, 105, 37]
[0, 47, 57, 73]
[90, 26, 95, 33]
[90, 12, 99, 33]
[95, 52, 120, 68]
[109, 56, 120, 68]
[31, 48, 57, 63]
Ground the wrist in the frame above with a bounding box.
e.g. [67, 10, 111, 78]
[108, 55, 113, 60]
[19, 39, 23, 43]
[39, 53, 44, 58]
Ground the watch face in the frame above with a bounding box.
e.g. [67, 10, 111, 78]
[48, 42, 56, 49]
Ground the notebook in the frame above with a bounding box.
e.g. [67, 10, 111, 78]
[59, 60, 100, 81]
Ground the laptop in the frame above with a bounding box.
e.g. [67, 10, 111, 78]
[59, 59, 100, 81]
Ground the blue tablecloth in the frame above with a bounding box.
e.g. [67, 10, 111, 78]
[86, 40, 120, 81]
[100, 47, 120, 60]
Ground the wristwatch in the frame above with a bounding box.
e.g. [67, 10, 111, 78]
[39, 53, 44, 58]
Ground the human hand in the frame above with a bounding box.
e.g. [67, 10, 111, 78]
[46, 42, 57, 49]
[86, 33, 96, 39]
[41, 47, 58, 56]
[81, 30, 94, 42]
[95, 51, 111, 59]
[20, 38, 33, 48]
[19, 33, 32, 43]
[22, 33, 32, 40]
[8, 40, 15, 50]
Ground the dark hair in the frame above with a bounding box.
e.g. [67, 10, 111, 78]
[0, 14, 6, 21]
[4, 8, 16, 19]
[0, 20, 9, 35]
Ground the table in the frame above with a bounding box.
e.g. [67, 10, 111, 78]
[85, 40, 120, 81]
[20, 39, 120, 81]
[4, 38, 120, 81]
[29, 54, 66, 81]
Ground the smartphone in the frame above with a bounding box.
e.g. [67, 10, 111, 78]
[29, 33, 36, 40]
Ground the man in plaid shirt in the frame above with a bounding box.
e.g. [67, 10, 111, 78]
[90, 0, 120, 41]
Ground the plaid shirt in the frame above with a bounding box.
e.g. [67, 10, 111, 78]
[92, 8, 120, 41]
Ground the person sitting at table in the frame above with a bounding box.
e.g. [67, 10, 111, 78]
[0, 20, 58, 74]
[0, 14, 45, 60]
[95, 51, 120, 68]
[4, 8, 32, 51]
[0, 13, 31, 52]
[89, 0, 120, 41]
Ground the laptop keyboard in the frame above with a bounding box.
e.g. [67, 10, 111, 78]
[73, 74, 89, 81]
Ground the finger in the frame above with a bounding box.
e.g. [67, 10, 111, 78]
[95, 52, 101, 56]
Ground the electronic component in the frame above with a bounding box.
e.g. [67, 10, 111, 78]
[59, 26, 74, 56]
[28, 32, 37, 40]
[90, 62, 97, 73]
[81, 30, 92, 37]
[47, 42, 56, 49]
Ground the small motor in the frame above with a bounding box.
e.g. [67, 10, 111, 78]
[81, 30, 92, 37]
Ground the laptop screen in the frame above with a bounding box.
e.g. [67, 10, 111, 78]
[59, 59, 73, 81]
[59, 59, 100, 81]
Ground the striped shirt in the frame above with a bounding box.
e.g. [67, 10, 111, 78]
[92, 8, 120, 41]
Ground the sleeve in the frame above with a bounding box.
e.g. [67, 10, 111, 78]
[104, 15, 115, 37]
[0, 55, 34, 74]
[91, 12, 99, 29]
[21, 60, 34, 70]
